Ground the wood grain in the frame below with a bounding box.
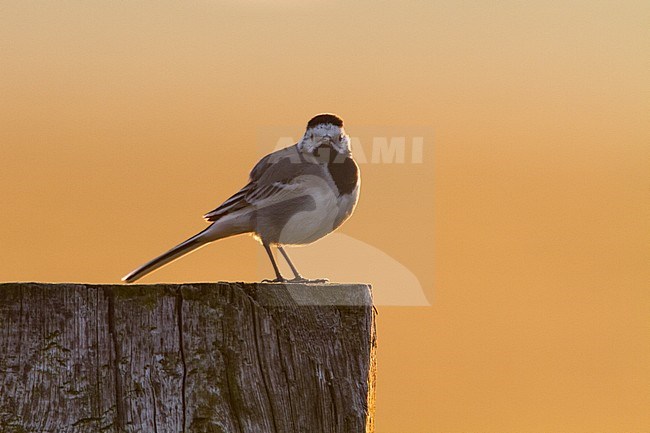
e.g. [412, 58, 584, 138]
[0, 282, 375, 433]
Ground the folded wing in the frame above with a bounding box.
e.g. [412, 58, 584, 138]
[203, 145, 312, 222]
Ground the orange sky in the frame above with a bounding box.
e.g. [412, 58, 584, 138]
[1, 1, 649, 431]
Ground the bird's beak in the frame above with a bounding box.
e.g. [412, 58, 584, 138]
[318, 136, 333, 147]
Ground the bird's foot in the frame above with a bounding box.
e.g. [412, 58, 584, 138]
[287, 276, 329, 284]
[262, 277, 289, 283]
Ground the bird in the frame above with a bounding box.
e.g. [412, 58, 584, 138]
[122, 113, 360, 283]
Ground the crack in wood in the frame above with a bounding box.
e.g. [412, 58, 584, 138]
[17, 285, 23, 373]
[328, 376, 340, 429]
[276, 331, 296, 432]
[251, 304, 279, 433]
[224, 348, 244, 433]
[94, 288, 102, 424]
[176, 289, 187, 433]
[105, 287, 126, 431]
[148, 373, 158, 433]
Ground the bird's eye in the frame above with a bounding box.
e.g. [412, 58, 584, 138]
[339, 134, 344, 141]
[310, 133, 314, 140]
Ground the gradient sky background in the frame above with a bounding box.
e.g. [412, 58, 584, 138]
[1, 1, 648, 431]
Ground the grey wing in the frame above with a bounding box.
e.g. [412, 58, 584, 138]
[203, 183, 253, 222]
[249, 145, 304, 183]
[203, 145, 306, 222]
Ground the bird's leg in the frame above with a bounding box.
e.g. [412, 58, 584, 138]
[262, 242, 287, 283]
[277, 246, 302, 279]
[277, 246, 328, 284]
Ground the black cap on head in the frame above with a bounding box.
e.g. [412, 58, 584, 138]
[306, 114, 344, 130]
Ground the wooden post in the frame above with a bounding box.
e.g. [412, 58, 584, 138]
[0, 282, 376, 433]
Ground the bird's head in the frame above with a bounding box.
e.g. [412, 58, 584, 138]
[298, 114, 350, 160]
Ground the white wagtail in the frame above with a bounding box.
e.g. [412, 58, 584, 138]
[122, 114, 360, 283]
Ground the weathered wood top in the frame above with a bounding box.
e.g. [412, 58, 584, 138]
[0, 282, 376, 433]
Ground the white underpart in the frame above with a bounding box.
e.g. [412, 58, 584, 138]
[276, 175, 348, 245]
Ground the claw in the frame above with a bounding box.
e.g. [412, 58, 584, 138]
[287, 277, 329, 284]
[261, 276, 329, 284]
[262, 277, 289, 283]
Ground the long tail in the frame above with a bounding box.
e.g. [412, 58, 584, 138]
[122, 218, 247, 283]
[121, 229, 210, 283]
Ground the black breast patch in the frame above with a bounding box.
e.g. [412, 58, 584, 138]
[328, 157, 359, 195]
